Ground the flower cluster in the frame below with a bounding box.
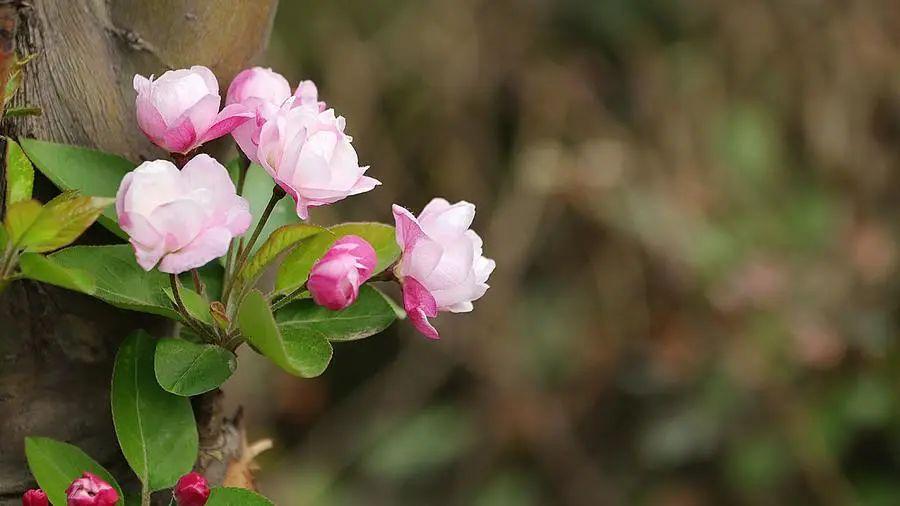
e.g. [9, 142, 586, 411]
[125, 65, 493, 338]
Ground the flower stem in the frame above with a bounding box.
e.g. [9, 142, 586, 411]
[191, 268, 203, 295]
[222, 185, 285, 307]
[270, 282, 307, 312]
[141, 484, 151, 506]
[170, 274, 207, 339]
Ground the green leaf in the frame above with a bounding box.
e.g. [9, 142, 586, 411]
[274, 231, 336, 295]
[238, 289, 332, 377]
[25, 437, 124, 506]
[277, 285, 398, 342]
[154, 338, 236, 396]
[5, 137, 33, 205]
[18, 191, 113, 252]
[19, 137, 134, 238]
[207, 487, 274, 505]
[274, 222, 399, 295]
[50, 245, 177, 318]
[112, 331, 198, 491]
[239, 223, 325, 287]
[18, 252, 95, 293]
[328, 222, 400, 274]
[4, 198, 41, 244]
[163, 285, 213, 326]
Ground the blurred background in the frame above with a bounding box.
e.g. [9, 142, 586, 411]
[225, 1, 900, 504]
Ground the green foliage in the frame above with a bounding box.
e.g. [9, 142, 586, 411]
[207, 487, 275, 505]
[275, 222, 399, 295]
[274, 231, 336, 295]
[4, 199, 42, 245]
[18, 252, 95, 293]
[238, 289, 332, 377]
[19, 137, 134, 238]
[154, 338, 237, 396]
[25, 437, 124, 506]
[163, 285, 213, 326]
[16, 191, 113, 253]
[50, 245, 177, 318]
[276, 285, 398, 342]
[5, 137, 33, 205]
[111, 331, 198, 491]
[239, 222, 325, 287]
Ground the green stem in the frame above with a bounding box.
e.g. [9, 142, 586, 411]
[223, 152, 252, 281]
[170, 274, 207, 339]
[270, 282, 307, 312]
[141, 485, 151, 506]
[222, 185, 285, 306]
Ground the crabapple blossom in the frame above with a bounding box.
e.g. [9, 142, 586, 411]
[392, 199, 495, 339]
[116, 155, 251, 274]
[256, 100, 379, 219]
[134, 65, 252, 154]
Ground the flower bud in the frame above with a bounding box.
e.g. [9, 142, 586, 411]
[116, 155, 251, 274]
[174, 472, 210, 506]
[22, 489, 48, 506]
[392, 199, 495, 339]
[65, 472, 118, 506]
[134, 66, 252, 154]
[308, 236, 377, 310]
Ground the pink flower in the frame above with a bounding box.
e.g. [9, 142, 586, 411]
[22, 489, 48, 506]
[173, 472, 210, 506]
[226, 67, 325, 163]
[392, 199, 495, 339]
[256, 100, 379, 219]
[116, 155, 251, 274]
[65, 472, 118, 506]
[134, 65, 252, 154]
[308, 235, 377, 310]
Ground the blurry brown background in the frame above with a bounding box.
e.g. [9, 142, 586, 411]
[226, 1, 900, 504]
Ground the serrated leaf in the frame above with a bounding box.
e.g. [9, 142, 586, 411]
[19, 137, 134, 238]
[25, 437, 124, 506]
[18, 252, 95, 293]
[238, 289, 332, 377]
[18, 191, 113, 252]
[112, 331, 198, 491]
[328, 222, 400, 274]
[5, 137, 33, 205]
[277, 285, 398, 342]
[154, 338, 236, 396]
[163, 285, 212, 326]
[50, 245, 177, 318]
[207, 487, 274, 505]
[4, 198, 41, 244]
[239, 223, 325, 287]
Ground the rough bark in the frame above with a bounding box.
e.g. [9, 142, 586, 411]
[0, 1, 277, 503]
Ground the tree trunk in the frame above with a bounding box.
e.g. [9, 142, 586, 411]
[0, 1, 277, 503]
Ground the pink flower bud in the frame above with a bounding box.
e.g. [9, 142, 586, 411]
[134, 66, 252, 154]
[22, 489, 48, 506]
[392, 199, 495, 339]
[116, 155, 252, 274]
[65, 472, 118, 506]
[308, 236, 377, 310]
[173, 472, 210, 506]
[257, 101, 379, 219]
